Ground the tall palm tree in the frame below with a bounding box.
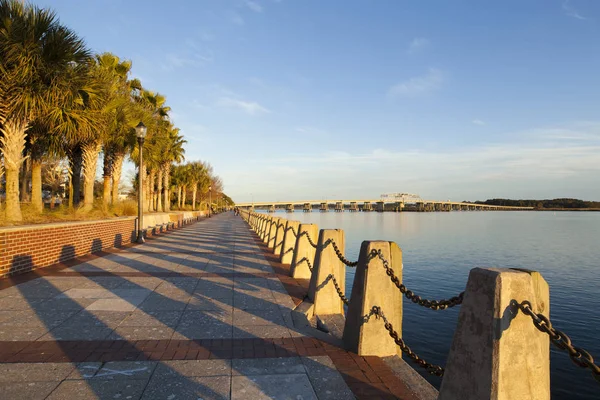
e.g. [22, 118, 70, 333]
[132, 90, 170, 212]
[187, 161, 207, 211]
[0, 0, 93, 221]
[170, 164, 187, 210]
[94, 53, 136, 208]
[156, 127, 185, 212]
[111, 78, 142, 205]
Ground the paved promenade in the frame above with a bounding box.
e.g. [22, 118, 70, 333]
[0, 213, 414, 399]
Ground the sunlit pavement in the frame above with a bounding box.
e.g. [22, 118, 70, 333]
[0, 213, 412, 399]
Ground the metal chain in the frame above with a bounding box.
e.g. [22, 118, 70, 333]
[518, 301, 600, 384]
[368, 306, 445, 376]
[329, 240, 359, 267]
[370, 250, 464, 310]
[298, 231, 319, 249]
[288, 226, 298, 236]
[298, 257, 313, 271]
[329, 274, 349, 305]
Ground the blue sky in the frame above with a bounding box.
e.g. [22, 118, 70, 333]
[39, 0, 600, 202]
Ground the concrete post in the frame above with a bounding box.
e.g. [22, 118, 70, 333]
[262, 216, 271, 242]
[377, 201, 385, 212]
[260, 216, 271, 241]
[280, 220, 300, 265]
[308, 229, 346, 315]
[273, 218, 287, 256]
[290, 223, 319, 279]
[343, 241, 403, 357]
[267, 217, 279, 248]
[256, 214, 262, 234]
[438, 268, 550, 400]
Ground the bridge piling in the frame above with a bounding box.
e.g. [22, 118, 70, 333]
[308, 229, 347, 315]
[290, 223, 319, 279]
[439, 268, 550, 400]
[343, 241, 403, 357]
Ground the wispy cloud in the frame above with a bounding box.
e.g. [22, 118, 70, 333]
[162, 38, 213, 70]
[472, 119, 486, 126]
[563, 0, 587, 20]
[226, 122, 600, 202]
[163, 53, 213, 69]
[244, 0, 263, 12]
[217, 97, 270, 115]
[231, 13, 245, 25]
[408, 37, 430, 54]
[388, 68, 443, 97]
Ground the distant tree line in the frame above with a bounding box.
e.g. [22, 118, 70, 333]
[470, 198, 600, 209]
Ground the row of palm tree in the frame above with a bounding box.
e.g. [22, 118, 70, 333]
[0, 0, 230, 222]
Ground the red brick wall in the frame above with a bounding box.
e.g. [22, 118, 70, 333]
[0, 217, 137, 278]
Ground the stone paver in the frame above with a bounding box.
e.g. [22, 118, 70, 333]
[0, 213, 417, 399]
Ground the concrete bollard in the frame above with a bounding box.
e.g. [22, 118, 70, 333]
[255, 214, 261, 235]
[257, 215, 268, 240]
[343, 241, 403, 357]
[258, 215, 266, 238]
[308, 229, 346, 315]
[290, 224, 319, 279]
[438, 268, 550, 400]
[261, 216, 273, 243]
[273, 219, 287, 256]
[267, 217, 280, 249]
[280, 220, 300, 265]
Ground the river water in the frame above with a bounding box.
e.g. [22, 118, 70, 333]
[258, 210, 599, 399]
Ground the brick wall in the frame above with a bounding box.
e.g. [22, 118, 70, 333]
[0, 217, 137, 278]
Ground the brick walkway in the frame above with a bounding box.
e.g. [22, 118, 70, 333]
[0, 213, 416, 399]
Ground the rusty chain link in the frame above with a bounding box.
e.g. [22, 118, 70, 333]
[329, 240, 359, 267]
[298, 231, 319, 249]
[328, 274, 349, 305]
[297, 257, 313, 271]
[518, 301, 600, 384]
[368, 306, 445, 376]
[370, 250, 464, 310]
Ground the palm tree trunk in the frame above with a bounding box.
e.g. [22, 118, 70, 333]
[68, 144, 83, 207]
[20, 157, 30, 202]
[31, 160, 43, 213]
[0, 120, 28, 222]
[157, 168, 163, 212]
[111, 154, 124, 205]
[163, 164, 170, 212]
[182, 185, 187, 209]
[102, 150, 113, 207]
[148, 169, 155, 211]
[82, 142, 101, 212]
[141, 163, 148, 212]
[192, 185, 197, 211]
[68, 173, 73, 208]
[177, 186, 182, 209]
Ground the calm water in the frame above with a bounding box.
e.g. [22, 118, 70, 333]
[260, 211, 600, 399]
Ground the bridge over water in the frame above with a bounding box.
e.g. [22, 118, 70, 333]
[236, 199, 533, 212]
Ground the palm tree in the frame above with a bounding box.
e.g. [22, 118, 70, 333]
[93, 53, 136, 208]
[0, 0, 93, 221]
[156, 127, 185, 212]
[111, 78, 142, 206]
[187, 161, 207, 211]
[132, 90, 170, 212]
